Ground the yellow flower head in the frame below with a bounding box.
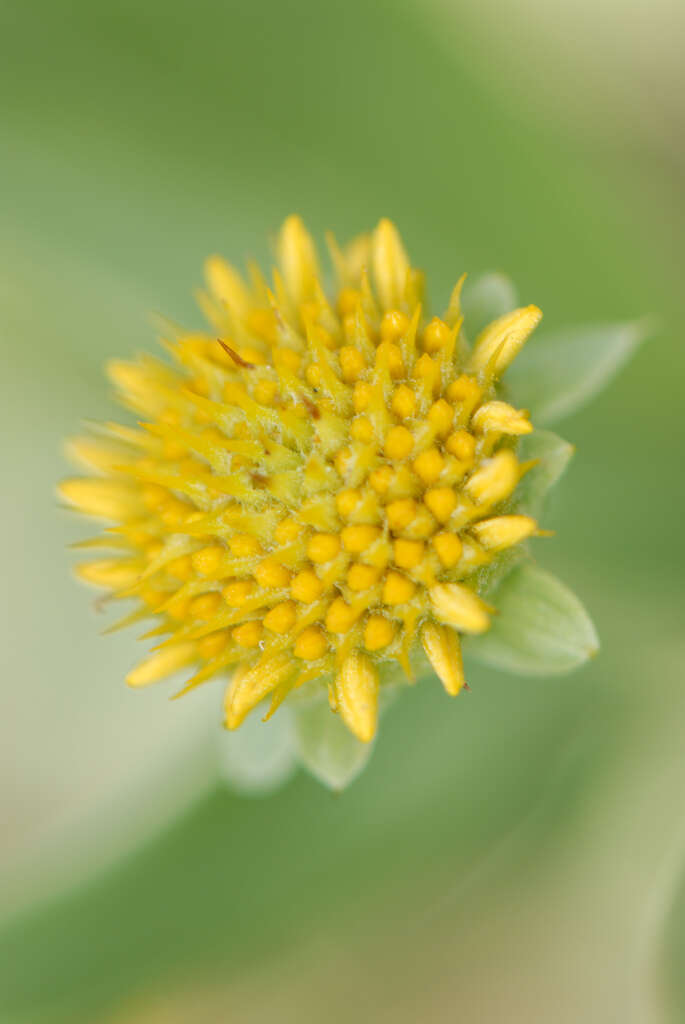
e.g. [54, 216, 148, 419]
[61, 217, 545, 744]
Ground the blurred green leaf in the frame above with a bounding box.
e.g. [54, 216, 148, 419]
[517, 429, 575, 519]
[293, 697, 374, 791]
[218, 708, 297, 796]
[469, 563, 599, 675]
[507, 319, 653, 424]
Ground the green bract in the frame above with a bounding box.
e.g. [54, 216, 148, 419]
[455, 272, 648, 686]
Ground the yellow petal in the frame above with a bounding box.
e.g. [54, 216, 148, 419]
[278, 215, 319, 306]
[107, 358, 170, 398]
[371, 219, 409, 312]
[58, 478, 142, 520]
[224, 651, 294, 730]
[204, 255, 250, 321]
[342, 232, 372, 284]
[471, 400, 532, 436]
[65, 436, 133, 474]
[335, 651, 379, 743]
[465, 450, 520, 506]
[126, 642, 196, 688]
[468, 305, 542, 377]
[444, 272, 466, 328]
[421, 622, 465, 696]
[76, 559, 140, 589]
[429, 583, 491, 634]
[471, 514, 538, 551]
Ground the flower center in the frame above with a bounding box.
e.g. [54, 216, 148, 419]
[165, 299, 533, 686]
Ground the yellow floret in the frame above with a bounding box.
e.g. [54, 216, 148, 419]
[290, 569, 324, 603]
[294, 627, 329, 660]
[364, 616, 396, 651]
[307, 533, 341, 564]
[254, 558, 291, 589]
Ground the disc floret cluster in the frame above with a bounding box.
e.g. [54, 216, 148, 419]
[62, 217, 546, 742]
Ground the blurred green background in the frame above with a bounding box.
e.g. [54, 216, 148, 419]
[1, 0, 684, 1020]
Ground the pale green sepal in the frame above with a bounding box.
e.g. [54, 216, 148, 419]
[508, 319, 653, 425]
[468, 562, 599, 676]
[219, 707, 298, 796]
[293, 696, 374, 791]
[461, 272, 518, 341]
[516, 430, 575, 517]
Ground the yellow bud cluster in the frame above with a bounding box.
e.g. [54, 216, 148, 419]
[62, 216, 545, 743]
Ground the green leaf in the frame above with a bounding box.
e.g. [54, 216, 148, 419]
[461, 272, 518, 341]
[507, 319, 653, 424]
[468, 563, 599, 676]
[219, 710, 297, 796]
[293, 697, 374, 791]
[517, 430, 575, 518]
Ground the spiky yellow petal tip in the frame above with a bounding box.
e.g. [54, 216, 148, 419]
[61, 215, 547, 745]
